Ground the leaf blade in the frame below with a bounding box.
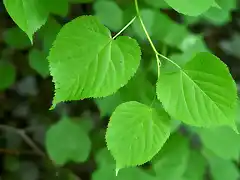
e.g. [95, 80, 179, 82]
[106, 101, 171, 169]
[157, 52, 237, 129]
[3, 0, 48, 42]
[48, 16, 141, 108]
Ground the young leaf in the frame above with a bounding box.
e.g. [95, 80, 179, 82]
[203, 7, 230, 25]
[38, 18, 61, 54]
[45, 117, 91, 165]
[94, 1, 123, 31]
[106, 101, 171, 170]
[95, 91, 123, 118]
[3, 27, 31, 49]
[163, 0, 214, 16]
[203, 149, 240, 180]
[92, 165, 155, 180]
[95, 148, 115, 168]
[182, 150, 206, 180]
[28, 49, 49, 78]
[152, 133, 189, 180]
[0, 61, 16, 91]
[157, 52, 238, 129]
[215, 0, 236, 11]
[3, 0, 48, 42]
[198, 127, 240, 160]
[43, 0, 69, 17]
[48, 16, 141, 108]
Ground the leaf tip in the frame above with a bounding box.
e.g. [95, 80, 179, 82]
[27, 33, 33, 45]
[49, 103, 56, 110]
[115, 168, 120, 176]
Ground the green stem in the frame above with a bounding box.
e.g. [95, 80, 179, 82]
[157, 52, 181, 69]
[134, 0, 183, 77]
[134, 0, 161, 77]
[112, 16, 136, 39]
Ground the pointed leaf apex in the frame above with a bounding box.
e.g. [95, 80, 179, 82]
[115, 167, 120, 176]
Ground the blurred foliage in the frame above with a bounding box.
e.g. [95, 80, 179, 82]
[0, 0, 240, 180]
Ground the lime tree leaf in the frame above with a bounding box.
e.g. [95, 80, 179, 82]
[163, 0, 214, 16]
[38, 18, 61, 54]
[94, 1, 123, 31]
[0, 61, 16, 91]
[106, 101, 171, 170]
[71, 116, 94, 133]
[92, 165, 155, 180]
[28, 49, 49, 78]
[198, 126, 240, 160]
[45, 117, 91, 165]
[203, 7, 230, 25]
[3, 27, 31, 49]
[215, 0, 236, 11]
[48, 16, 141, 108]
[95, 91, 123, 118]
[152, 133, 189, 180]
[182, 150, 206, 180]
[95, 148, 115, 168]
[203, 149, 240, 180]
[43, 0, 69, 17]
[3, 0, 48, 42]
[144, 0, 170, 8]
[157, 52, 238, 129]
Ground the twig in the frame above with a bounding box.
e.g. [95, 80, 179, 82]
[0, 148, 40, 156]
[0, 124, 45, 157]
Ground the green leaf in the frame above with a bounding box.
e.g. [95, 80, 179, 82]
[3, 27, 31, 49]
[3, 0, 48, 42]
[95, 148, 115, 168]
[152, 133, 189, 180]
[198, 126, 240, 160]
[48, 16, 141, 108]
[94, 1, 123, 31]
[203, 7, 230, 25]
[38, 18, 62, 54]
[0, 61, 16, 91]
[203, 149, 240, 180]
[144, 0, 170, 8]
[45, 117, 91, 165]
[106, 101, 171, 169]
[43, 0, 69, 17]
[95, 92, 123, 118]
[71, 116, 94, 133]
[163, 0, 214, 16]
[182, 150, 206, 180]
[28, 49, 49, 78]
[215, 0, 236, 11]
[157, 52, 238, 129]
[120, 69, 155, 105]
[92, 165, 155, 180]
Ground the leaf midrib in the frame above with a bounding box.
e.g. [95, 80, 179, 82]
[180, 68, 230, 123]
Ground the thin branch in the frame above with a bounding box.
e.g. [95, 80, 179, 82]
[112, 16, 136, 39]
[0, 148, 40, 156]
[0, 125, 45, 157]
[134, 0, 161, 78]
